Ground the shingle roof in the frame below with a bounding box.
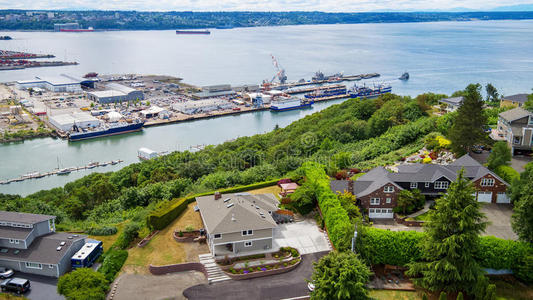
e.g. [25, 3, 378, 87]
[0, 227, 32, 240]
[439, 96, 464, 105]
[330, 180, 350, 194]
[0, 211, 54, 225]
[499, 107, 533, 122]
[503, 93, 529, 104]
[0, 232, 85, 265]
[352, 167, 403, 197]
[196, 193, 278, 235]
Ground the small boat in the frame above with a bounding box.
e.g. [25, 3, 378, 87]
[57, 168, 71, 175]
[87, 162, 98, 169]
[399, 72, 409, 80]
[99, 162, 109, 167]
[110, 160, 118, 165]
[12, 178, 23, 182]
[34, 173, 45, 178]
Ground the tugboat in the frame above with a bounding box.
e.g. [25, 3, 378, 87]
[399, 72, 409, 81]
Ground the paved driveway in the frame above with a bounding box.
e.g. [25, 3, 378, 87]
[184, 251, 328, 300]
[510, 155, 532, 173]
[481, 203, 518, 240]
[3, 273, 63, 300]
[273, 219, 332, 255]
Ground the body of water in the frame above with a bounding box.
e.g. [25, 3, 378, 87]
[1, 20, 532, 195]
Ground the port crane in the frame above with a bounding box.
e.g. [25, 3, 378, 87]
[262, 55, 287, 90]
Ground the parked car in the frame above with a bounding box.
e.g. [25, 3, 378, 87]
[307, 281, 315, 292]
[0, 267, 14, 279]
[471, 146, 483, 154]
[0, 277, 30, 294]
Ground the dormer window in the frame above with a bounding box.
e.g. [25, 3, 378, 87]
[481, 178, 495, 187]
[383, 186, 394, 193]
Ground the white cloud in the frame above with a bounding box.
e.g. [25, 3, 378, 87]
[1, 0, 532, 12]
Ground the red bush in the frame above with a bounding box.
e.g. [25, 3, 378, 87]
[429, 152, 438, 160]
[335, 170, 348, 180]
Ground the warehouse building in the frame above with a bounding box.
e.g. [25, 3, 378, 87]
[172, 98, 234, 115]
[15, 74, 84, 93]
[193, 84, 236, 99]
[87, 83, 144, 104]
[49, 112, 100, 132]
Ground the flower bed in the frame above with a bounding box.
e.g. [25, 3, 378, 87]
[225, 257, 301, 280]
[173, 230, 203, 243]
[221, 247, 301, 279]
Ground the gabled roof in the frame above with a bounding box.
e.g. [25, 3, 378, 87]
[196, 193, 278, 235]
[439, 96, 464, 105]
[450, 154, 483, 167]
[330, 180, 350, 195]
[503, 93, 529, 104]
[499, 107, 533, 122]
[0, 211, 54, 225]
[353, 167, 404, 197]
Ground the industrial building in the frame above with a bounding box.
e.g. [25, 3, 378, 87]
[54, 23, 79, 31]
[87, 83, 144, 104]
[193, 84, 236, 99]
[171, 98, 234, 115]
[15, 74, 86, 93]
[139, 106, 169, 119]
[49, 112, 100, 132]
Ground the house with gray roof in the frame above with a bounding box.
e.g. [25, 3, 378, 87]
[494, 107, 533, 154]
[196, 193, 278, 257]
[0, 211, 86, 277]
[331, 154, 510, 219]
[501, 93, 530, 108]
[439, 96, 464, 112]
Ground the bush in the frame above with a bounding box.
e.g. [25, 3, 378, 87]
[494, 165, 519, 184]
[98, 249, 129, 282]
[58, 268, 109, 300]
[515, 254, 533, 283]
[147, 179, 279, 230]
[114, 223, 140, 249]
[86, 226, 118, 236]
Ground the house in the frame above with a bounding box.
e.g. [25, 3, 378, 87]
[493, 107, 533, 154]
[195, 193, 278, 257]
[330, 154, 509, 219]
[500, 94, 530, 108]
[439, 96, 464, 112]
[0, 211, 86, 277]
[280, 182, 299, 197]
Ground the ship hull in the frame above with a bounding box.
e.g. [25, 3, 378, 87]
[270, 102, 313, 111]
[176, 30, 211, 35]
[68, 122, 144, 141]
[60, 29, 94, 32]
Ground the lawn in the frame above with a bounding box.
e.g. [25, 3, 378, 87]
[247, 185, 282, 199]
[414, 211, 431, 222]
[122, 202, 208, 274]
[369, 290, 421, 300]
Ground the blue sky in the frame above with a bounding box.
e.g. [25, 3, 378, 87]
[1, 0, 533, 12]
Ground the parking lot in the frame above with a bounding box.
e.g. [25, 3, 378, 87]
[273, 219, 332, 255]
[1, 272, 63, 300]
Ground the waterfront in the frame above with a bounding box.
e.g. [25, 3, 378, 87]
[1, 20, 533, 195]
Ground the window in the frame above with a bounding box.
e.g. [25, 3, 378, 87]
[369, 208, 375, 213]
[387, 209, 393, 213]
[529, 117, 533, 125]
[14, 239, 19, 244]
[410, 182, 418, 189]
[425, 182, 430, 188]
[370, 198, 380, 205]
[244, 241, 252, 247]
[513, 137, 520, 144]
[213, 234, 222, 239]
[383, 186, 394, 193]
[481, 178, 495, 186]
[241, 230, 253, 236]
[9, 239, 18, 244]
[386, 198, 391, 204]
[434, 181, 449, 189]
[375, 209, 381, 213]
[25, 262, 42, 269]
[48, 264, 54, 269]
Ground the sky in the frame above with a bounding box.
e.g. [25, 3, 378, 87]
[1, 0, 533, 12]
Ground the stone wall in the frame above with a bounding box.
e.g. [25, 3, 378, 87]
[149, 262, 207, 277]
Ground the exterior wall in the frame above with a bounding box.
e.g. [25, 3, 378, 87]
[0, 238, 26, 249]
[212, 228, 272, 244]
[359, 183, 399, 211]
[233, 238, 273, 255]
[472, 174, 508, 203]
[57, 238, 85, 277]
[26, 220, 53, 247]
[18, 261, 58, 277]
[395, 178, 451, 196]
[501, 99, 525, 108]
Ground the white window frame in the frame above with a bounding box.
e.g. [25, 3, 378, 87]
[370, 198, 380, 205]
[386, 198, 391, 204]
[48, 264, 54, 269]
[14, 239, 19, 244]
[213, 234, 222, 239]
[9, 239, 14, 244]
[383, 186, 394, 193]
[481, 178, 495, 187]
[410, 182, 417, 189]
[25, 262, 42, 269]
[244, 241, 253, 247]
[425, 182, 430, 188]
[434, 181, 449, 189]
[241, 230, 253, 236]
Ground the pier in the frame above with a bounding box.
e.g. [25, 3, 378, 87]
[0, 160, 123, 185]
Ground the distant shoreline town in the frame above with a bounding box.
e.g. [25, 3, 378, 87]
[0, 10, 533, 31]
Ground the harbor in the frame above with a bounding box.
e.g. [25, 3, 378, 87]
[0, 50, 77, 70]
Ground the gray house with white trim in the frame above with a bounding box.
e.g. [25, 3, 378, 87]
[0, 211, 86, 277]
[196, 193, 278, 258]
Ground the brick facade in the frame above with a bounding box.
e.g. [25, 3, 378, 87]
[359, 183, 399, 212]
[472, 174, 508, 203]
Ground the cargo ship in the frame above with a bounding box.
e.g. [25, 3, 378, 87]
[176, 30, 211, 35]
[60, 27, 94, 32]
[349, 83, 392, 98]
[305, 86, 347, 99]
[270, 97, 313, 111]
[68, 120, 144, 141]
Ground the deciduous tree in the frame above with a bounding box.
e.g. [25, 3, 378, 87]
[57, 268, 108, 300]
[511, 163, 533, 242]
[487, 141, 511, 170]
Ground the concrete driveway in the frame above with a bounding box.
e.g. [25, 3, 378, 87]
[2, 273, 63, 300]
[273, 219, 332, 255]
[510, 155, 532, 173]
[184, 251, 328, 300]
[481, 203, 518, 240]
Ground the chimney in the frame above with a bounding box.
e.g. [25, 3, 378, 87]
[214, 191, 221, 200]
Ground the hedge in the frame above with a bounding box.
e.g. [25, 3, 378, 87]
[98, 249, 129, 282]
[86, 226, 118, 236]
[356, 227, 533, 282]
[495, 165, 520, 185]
[301, 162, 353, 251]
[147, 179, 280, 230]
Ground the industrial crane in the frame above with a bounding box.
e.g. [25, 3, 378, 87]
[270, 54, 287, 84]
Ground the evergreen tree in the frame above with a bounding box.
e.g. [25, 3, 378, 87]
[406, 169, 487, 294]
[439, 291, 447, 300]
[486, 141, 511, 170]
[456, 292, 464, 300]
[511, 163, 533, 242]
[448, 84, 488, 155]
[524, 93, 533, 112]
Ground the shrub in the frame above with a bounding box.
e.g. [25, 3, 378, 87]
[439, 291, 447, 300]
[515, 254, 533, 283]
[86, 226, 118, 236]
[98, 249, 129, 282]
[185, 225, 194, 232]
[422, 157, 432, 164]
[58, 268, 109, 300]
[494, 165, 519, 184]
[114, 223, 140, 249]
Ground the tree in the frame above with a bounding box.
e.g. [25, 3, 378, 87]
[524, 93, 533, 112]
[406, 170, 487, 294]
[395, 189, 425, 215]
[456, 292, 464, 300]
[511, 163, 533, 242]
[310, 251, 371, 300]
[290, 181, 318, 215]
[57, 268, 109, 300]
[439, 292, 447, 300]
[337, 191, 362, 222]
[485, 83, 499, 106]
[486, 141, 511, 170]
[448, 84, 488, 155]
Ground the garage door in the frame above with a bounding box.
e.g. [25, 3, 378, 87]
[477, 192, 492, 203]
[496, 192, 510, 204]
[369, 208, 394, 219]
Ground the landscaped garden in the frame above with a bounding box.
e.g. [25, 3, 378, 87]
[220, 247, 301, 277]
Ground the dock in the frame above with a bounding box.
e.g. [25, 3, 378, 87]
[0, 160, 123, 185]
[285, 84, 346, 95]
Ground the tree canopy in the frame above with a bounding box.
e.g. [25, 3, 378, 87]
[57, 268, 109, 300]
[486, 141, 511, 171]
[511, 162, 533, 243]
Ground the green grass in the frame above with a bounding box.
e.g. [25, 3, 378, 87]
[414, 211, 432, 222]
